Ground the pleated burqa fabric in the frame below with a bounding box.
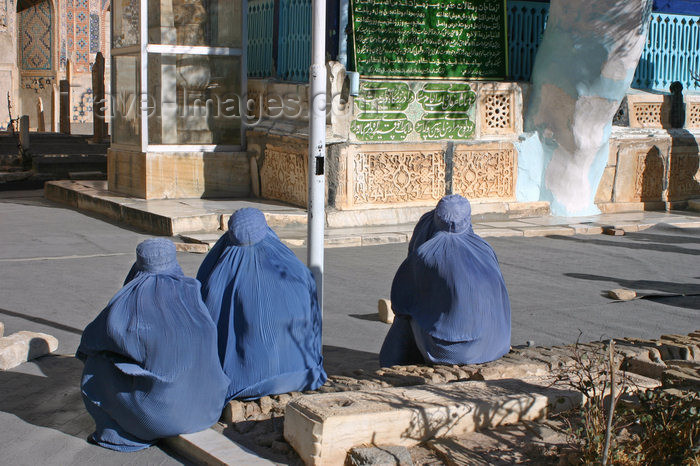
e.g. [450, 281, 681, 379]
[197, 208, 327, 401]
[380, 195, 511, 367]
[77, 239, 229, 452]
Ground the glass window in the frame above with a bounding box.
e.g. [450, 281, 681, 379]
[147, 54, 242, 145]
[112, 55, 141, 146]
[148, 0, 243, 48]
[112, 0, 140, 48]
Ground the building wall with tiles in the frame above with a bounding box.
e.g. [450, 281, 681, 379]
[0, 0, 110, 131]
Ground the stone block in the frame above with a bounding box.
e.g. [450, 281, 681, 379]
[453, 141, 516, 202]
[284, 379, 581, 466]
[595, 166, 616, 203]
[223, 400, 246, 424]
[260, 140, 309, 208]
[164, 429, 275, 465]
[345, 144, 446, 209]
[346, 446, 413, 466]
[378, 299, 394, 324]
[0, 331, 59, 371]
[108, 149, 251, 199]
[608, 289, 637, 301]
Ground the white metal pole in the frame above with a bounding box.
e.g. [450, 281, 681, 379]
[308, 0, 326, 311]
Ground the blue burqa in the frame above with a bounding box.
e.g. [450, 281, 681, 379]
[379, 195, 511, 367]
[77, 239, 229, 452]
[197, 208, 327, 401]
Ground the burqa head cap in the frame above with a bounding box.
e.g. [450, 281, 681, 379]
[228, 208, 269, 246]
[433, 194, 472, 233]
[135, 238, 178, 273]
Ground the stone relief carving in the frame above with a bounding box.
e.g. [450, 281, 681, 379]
[634, 147, 665, 201]
[260, 145, 308, 207]
[669, 154, 700, 199]
[352, 150, 446, 205]
[453, 147, 515, 200]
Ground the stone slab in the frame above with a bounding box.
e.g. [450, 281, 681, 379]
[569, 223, 604, 235]
[0, 331, 59, 371]
[174, 242, 210, 254]
[163, 429, 274, 465]
[283, 378, 581, 466]
[514, 226, 576, 237]
[473, 228, 524, 238]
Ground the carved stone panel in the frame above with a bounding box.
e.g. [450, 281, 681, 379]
[686, 102, 700, 129]
[260, 144, 308, 208]
[668, 154, 700, 200]
[479, 91, 515, 135]
[453, 144, 516, 200]
[631, 103, 664, 128]
[350, 147, 446, 207]
[634, 146, 665, 201]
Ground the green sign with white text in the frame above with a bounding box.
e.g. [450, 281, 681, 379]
[351, 0, 507, 79]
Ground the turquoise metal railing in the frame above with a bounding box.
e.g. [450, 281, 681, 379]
[248, 0, 276, 78]
[277, 0, 312, 82]
[507, 1, 549, 81]
[633, 13, 700, 91]
[507, 1, 700, 91]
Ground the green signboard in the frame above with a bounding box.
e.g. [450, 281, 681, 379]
[351, 0, 507, 79]
[350, 81, 477, 142]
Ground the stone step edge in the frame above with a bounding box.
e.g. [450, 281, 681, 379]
[44, 180, 552, 237]
[283, 378, 583, 466]
[163, 428, 274, 465]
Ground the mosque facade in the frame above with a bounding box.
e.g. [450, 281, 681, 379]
[0, 0, 111, 132]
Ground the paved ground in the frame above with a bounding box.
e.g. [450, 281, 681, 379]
[0, 189, 698, 464]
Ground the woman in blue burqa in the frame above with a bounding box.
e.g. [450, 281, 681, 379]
[77, 238, 229, 451]
[197, 208, 326, 401]
[379, 194, 511, 367]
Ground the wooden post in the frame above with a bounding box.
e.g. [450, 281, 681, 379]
[92, 52, 105, 142]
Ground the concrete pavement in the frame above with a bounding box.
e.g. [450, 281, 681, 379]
[0, 189, 698, 464]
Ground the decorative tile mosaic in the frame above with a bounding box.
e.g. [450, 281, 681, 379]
[19, 0, 53, 71]
[74, 0, 90, 72]
[67, 0, 74, 59]
[73, 87, 93, 122]
[90, 13, 99, 53]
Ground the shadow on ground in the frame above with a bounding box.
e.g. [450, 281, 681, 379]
[322, 345, 380, 375]
[0, 354, 191, 463]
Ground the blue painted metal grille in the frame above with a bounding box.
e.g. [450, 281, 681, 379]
[633, 13, 700, 91]
[248, 0, 276, 78]
[507, 1, 700, 91]
[278, 0, 311, 82]
[507, 1, 549, 81]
